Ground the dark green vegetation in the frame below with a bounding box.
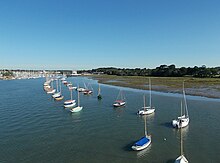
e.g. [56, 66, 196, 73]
[81, 64, 220, 78]
[1, 70, 14, 77]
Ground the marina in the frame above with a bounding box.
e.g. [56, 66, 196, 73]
[0, 77, 220, 162]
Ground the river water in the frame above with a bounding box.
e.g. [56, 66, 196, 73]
[0, 77, 220, 163]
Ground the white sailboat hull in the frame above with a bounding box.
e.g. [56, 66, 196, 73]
[67, 83, 72, 87]
[64, 100, 76, 105]
[172, 117, 189, 128]
[52, 92, 61, 98]
[44, 85, 51, 88]
[62, 81, 68, 84]
[47, 89, 56, 94]
[174, 155, 188, 163]
[77, 88, 86, 92]
[44, 83, 50, 86]
[84, 90, 93, 95]
[70, 106, 83, 112]
[54, 96, 64, 101]
[173, 82, 189, 129]
[64, 102, 76, 108]
[138, 107, 155, 115]
[69, 86, 77, 90]
[113, 101, 126, 107]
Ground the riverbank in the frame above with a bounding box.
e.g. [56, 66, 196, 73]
[91, 75, 220, 99]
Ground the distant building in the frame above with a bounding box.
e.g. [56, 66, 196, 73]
[68, 70, 81, 76]
[82, 72, 92, 76]
[92, 72, 104, 75]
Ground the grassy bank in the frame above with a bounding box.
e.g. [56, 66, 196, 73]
[91, 75, 220, 98]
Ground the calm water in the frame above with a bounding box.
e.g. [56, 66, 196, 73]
[0, 77, 220, 163]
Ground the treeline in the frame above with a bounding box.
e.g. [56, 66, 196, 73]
[84, 65, 220, 78]
[1, 71, 14, 77]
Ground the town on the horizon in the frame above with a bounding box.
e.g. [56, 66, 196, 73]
[1, 64, 220, 80]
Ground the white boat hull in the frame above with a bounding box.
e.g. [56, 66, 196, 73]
[70, 106, 83, 113]
[47, 89, 56, 94]
[84, 90, 93, 95]
[54, 96, 64, 101]
[64, 102, 76, 108]
[77, 88, 86, 92]
[138, 107, 155, 115]
[132, 136, 151, 151]
[64, 100, 76, 105]
[52, 92, 61, 98]
[69, 86, 77, 90]
[67, 83, 72, 87]
[174, 155, 188, 163]
[172, 117, 189, 128]
[113, 102, 126, 107]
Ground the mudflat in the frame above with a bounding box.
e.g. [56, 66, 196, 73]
[91, 75, 220, 98]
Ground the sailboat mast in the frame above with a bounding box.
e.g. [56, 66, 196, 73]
[149, 78, 152, 108]
[183, 81, 188, 117]
[121, 90, 123, 101]
[59, 79, 62, 93]
[143, 94, 146, 111]
[56, 79, 59, 92]
[78, 88, 80, 107]
[84, 82, 87, 89]
[51, 79, 54, 89]
[180, 100, 183, 156]
[98, 84, 101, 95]
[144, 115, 147, 136]
[70, 89, 72, 100]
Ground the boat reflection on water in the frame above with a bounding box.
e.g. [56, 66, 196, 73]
[70, 111, 82, 123]
[136, 144, 152, 158]
[140, 111, 155, 123]
[172, 125, 189, 138]
[113, 107, 125, 117]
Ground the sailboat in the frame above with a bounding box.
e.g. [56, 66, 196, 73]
[174, 101, 189, 163]
[44, 79, 52, 92]
[77, 82, 86, 92]
[97, 84, 102, 100]
[47, 87, 56, 94]
[68, 81, 77, 90]
[132, 114, 151, 151]
[113, 90, 126, 107]
[70, 87, 83, 113]
[83, 83, 93, 95]
[47, 79, 56, 94]
[52, 79, 61, 98]
[62, 80, 68, 85]
[64, 88, 76, 108]
[172, 82, 189, 128]
[138, 78, 155, 115]
[54, 79, 64, 101]
[67, 82, 72, 87]
[68, 86, 77, 90]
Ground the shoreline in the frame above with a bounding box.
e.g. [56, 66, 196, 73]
[91, 75, 220, 99]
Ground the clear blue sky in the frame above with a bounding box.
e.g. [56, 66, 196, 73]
[0, 0, 219, 70]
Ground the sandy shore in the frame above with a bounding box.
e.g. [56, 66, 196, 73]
[91, 75, 220, 99]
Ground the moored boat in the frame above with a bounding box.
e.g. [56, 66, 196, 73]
[138, 78, 155, 115]
[70, 87, 83, 113]
[132, 114, 152, 151]
[97, 84, 102, 100]
[172, 82, 189, 128]
[64, 88, 76, 108]
[113, 100, 126, 107]
[113, 90, 126, 107]
[174, 102, 189, 163]
[54, 95, 64, 101]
